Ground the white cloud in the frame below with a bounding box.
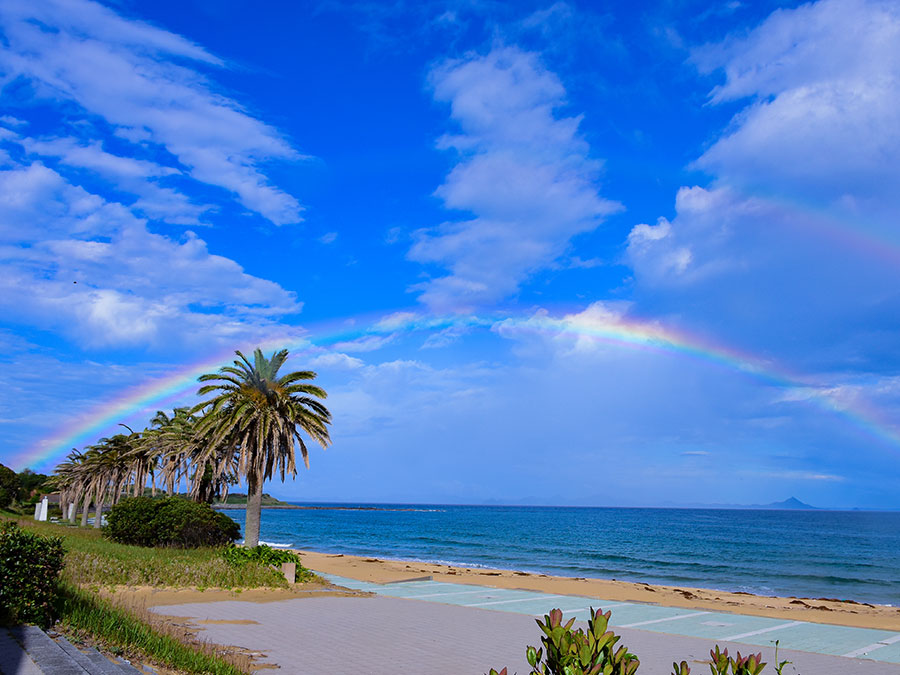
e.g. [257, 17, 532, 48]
[692, 0, 900, 227]
[332, 334, 397, 353]
[0, 0, 303, 225]
[318, 231, 338, 244]
[627, 0, 900, 374]
[373, 311, 421, 331]
[421, 325, 469, 349]
[409, 46, 621, 310]
[308, 351, 365, 370]
[0, 163, 300, 348]
[25, 137, 211, 225]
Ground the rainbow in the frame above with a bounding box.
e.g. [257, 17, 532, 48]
[14, 308, 900, 471]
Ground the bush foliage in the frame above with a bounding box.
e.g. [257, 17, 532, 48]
[488, 609, 786, 675]
[105, 497, 240, 548]
[0, 521, 65, 628]
[221, 544, 315, 581]
[0, 463, 19, 508]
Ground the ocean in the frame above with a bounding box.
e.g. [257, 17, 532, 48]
[222, 504, 900, 606]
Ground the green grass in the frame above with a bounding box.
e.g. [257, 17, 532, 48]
[1, 514, 289, 588]
[0, 511, 313, 674]
[57, 582, 250, 675]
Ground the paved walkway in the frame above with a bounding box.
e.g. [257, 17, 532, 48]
[150, 576, 900, 674]
[0, 625, 147, 674]
[322, 574, 900, 664]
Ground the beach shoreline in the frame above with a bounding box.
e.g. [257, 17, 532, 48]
[295, 549, 900, 631]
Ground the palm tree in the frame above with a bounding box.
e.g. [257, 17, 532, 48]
[145, 409, 193, 496]
[194, 348, 331, 547]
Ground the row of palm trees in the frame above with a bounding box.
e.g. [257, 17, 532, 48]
[51, 348, 332, 547]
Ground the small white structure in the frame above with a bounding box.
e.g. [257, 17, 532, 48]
[67, 503, 76, 520]
[37, 497, 49, 521]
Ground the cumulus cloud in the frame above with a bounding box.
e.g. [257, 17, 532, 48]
[0, 0, 303, 225]
[23, 137, 211, 225]
[332, 334, 397, 353]
[308, 351, 366, 370]
[409, 46, 621, 310]
[627, 0, 900, 374]
[692, 0, 900, 227]
[0, 163, 300, 348]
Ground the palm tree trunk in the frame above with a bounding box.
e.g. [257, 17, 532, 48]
[69, 491, 79, 524]
[80, 490, 91, 527]
[93, 486, 104, 529]
[244, 475, 263, 548]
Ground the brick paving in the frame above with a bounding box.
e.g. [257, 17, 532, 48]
[153, 595, 900, 674]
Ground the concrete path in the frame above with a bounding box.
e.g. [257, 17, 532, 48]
[0, 629, 42, 675]
[0, 626, 147, 675]
[152, 593, 900, 674]
[325, 573, 900, 664]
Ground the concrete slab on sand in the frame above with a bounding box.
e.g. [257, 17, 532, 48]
[152, 595, 900, 675]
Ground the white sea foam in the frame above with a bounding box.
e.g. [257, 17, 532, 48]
[237, 540, 294, 548]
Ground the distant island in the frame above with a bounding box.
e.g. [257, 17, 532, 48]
[664, 496, 820, 510]
[212, 493, 297, 508]
[211, 496, 443, 512]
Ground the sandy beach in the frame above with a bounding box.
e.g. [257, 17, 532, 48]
[297, 549, 900, 632]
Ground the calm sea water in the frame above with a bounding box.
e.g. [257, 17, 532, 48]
[222, 505, 900, 605]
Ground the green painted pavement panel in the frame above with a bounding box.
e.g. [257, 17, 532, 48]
[543, 598, 624, 617]
[321, 573, 900, 665]
[604, 604, 708, 626]
[638, 612, 775, 640]
[463, 595, 580, 615]
[430, 590, 527, 605]
[736, 622, 895, 656]
[868, 642, 900, 663]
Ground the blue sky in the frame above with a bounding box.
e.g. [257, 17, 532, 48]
[2, 0, 899, 508]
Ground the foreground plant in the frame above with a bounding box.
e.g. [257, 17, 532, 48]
[0, 521, 64, 628]
[489, 613, 789, 675]
[488, 607, 639, 675]
[708, 646, 766, 675]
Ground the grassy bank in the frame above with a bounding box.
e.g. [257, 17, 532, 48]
[3, 514, 290, 589]
[1, 511, 309, 673]
[58, 582, 250, 675]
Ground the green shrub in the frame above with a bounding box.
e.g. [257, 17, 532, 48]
[221, 544, 314, 581]
[105, 497, 240, 548]
[0, 521, 65, 628]
[535, 607, 639, 675]
[0, 463, 19, 508]
[707, 646, 766, 675]
[488, 609, 781, 675]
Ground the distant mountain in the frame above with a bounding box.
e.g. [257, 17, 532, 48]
[763, 497, 818, 510]
[661, 496, 820, 510]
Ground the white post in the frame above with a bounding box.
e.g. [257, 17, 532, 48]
[67, 503, 76, 521]
[33, 502, 41, 520]
[38, 497, 49, 521]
